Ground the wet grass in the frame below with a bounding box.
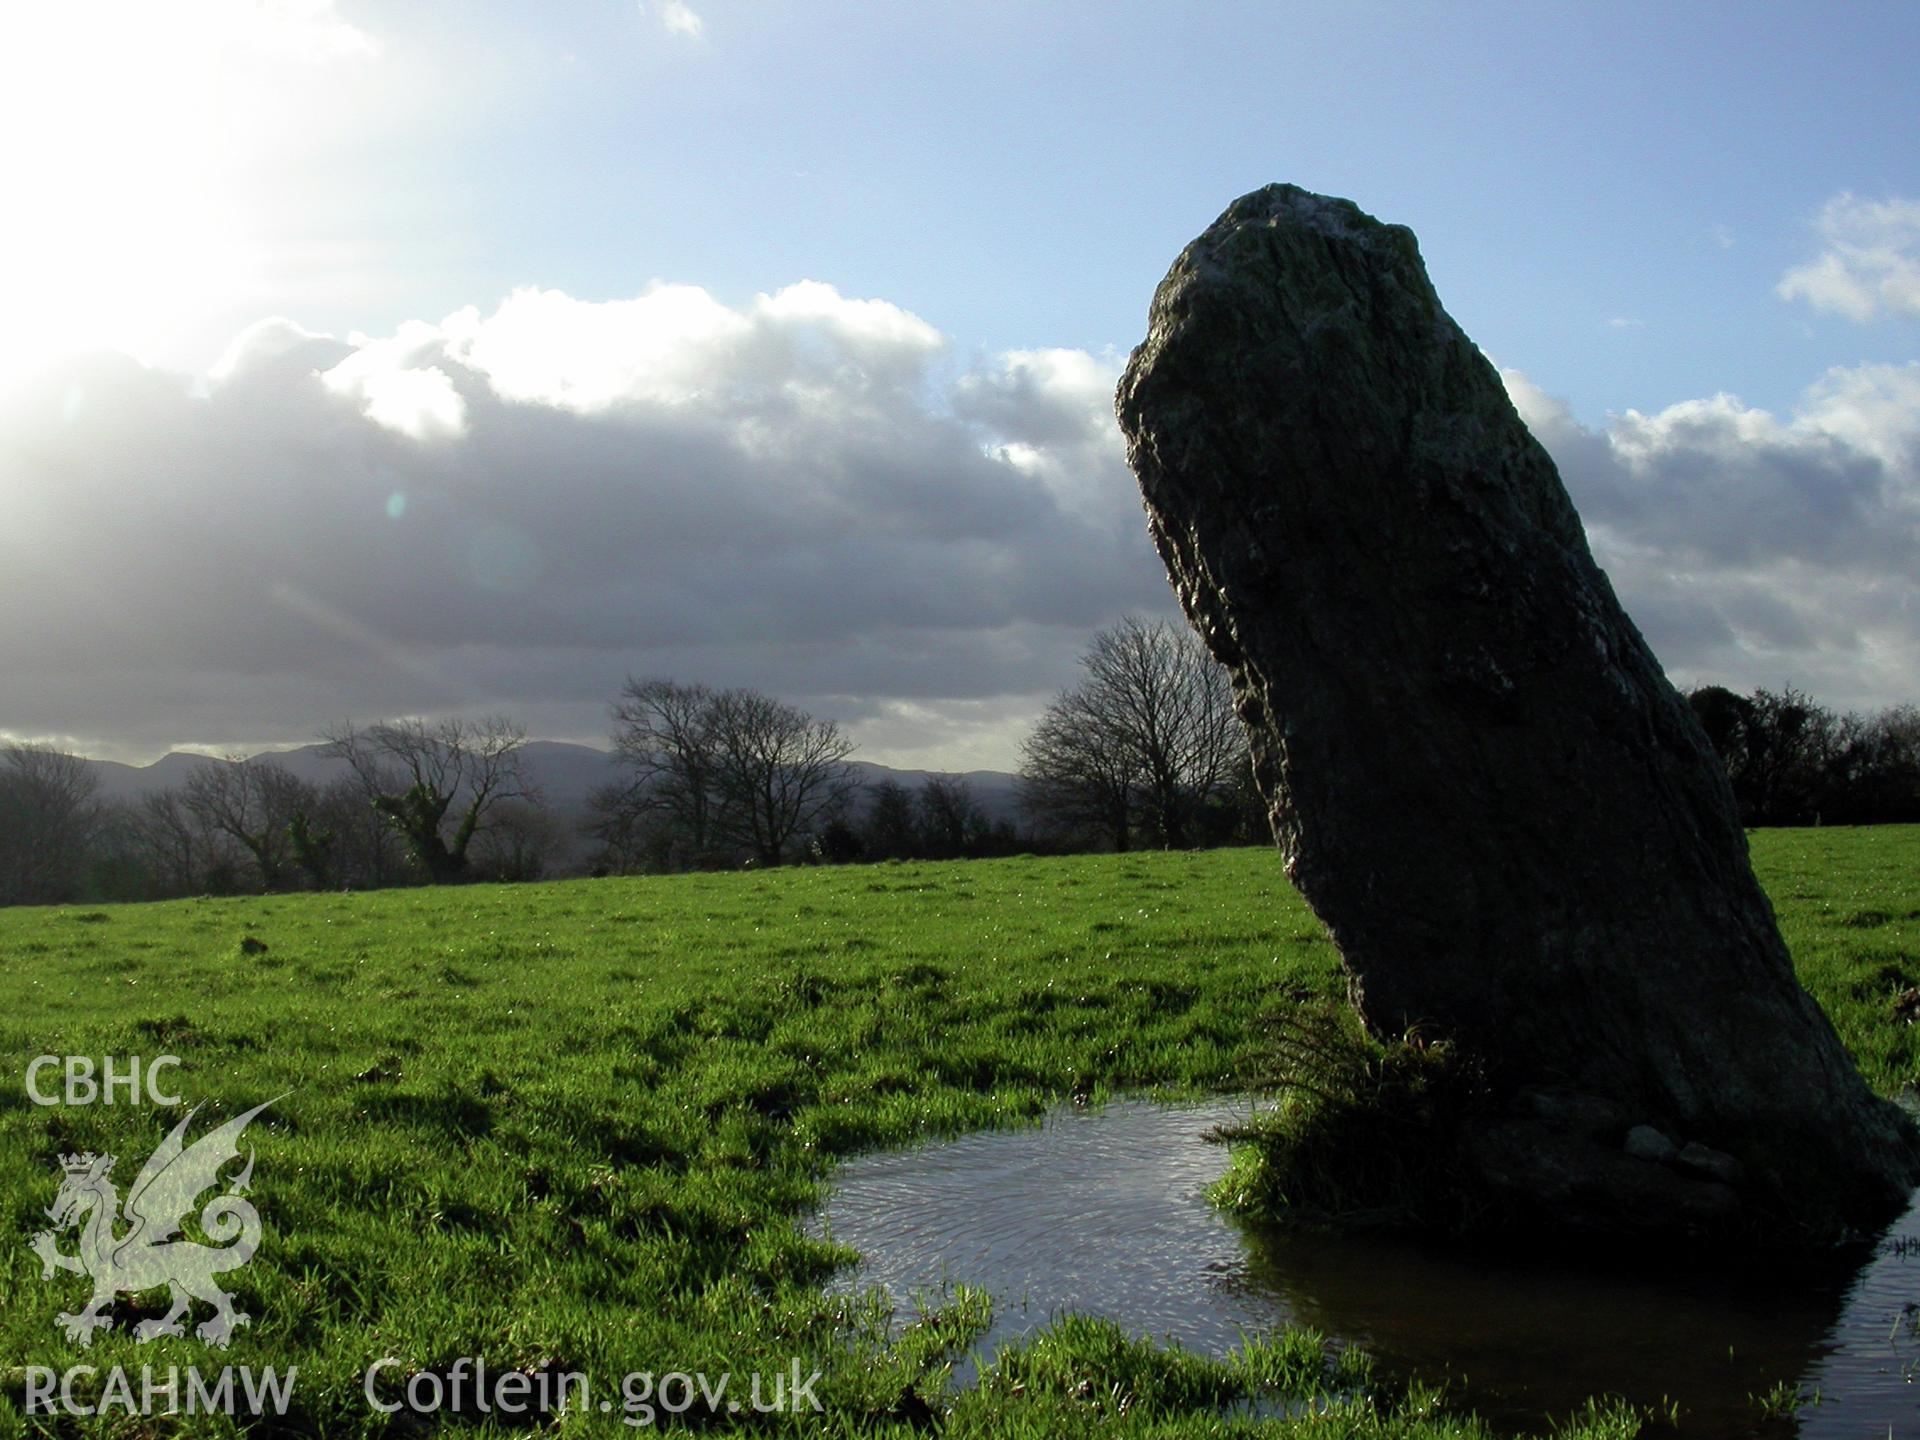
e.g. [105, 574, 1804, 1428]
[1755, 825, 1920, 1097]
[0, 830, 1913, 1435]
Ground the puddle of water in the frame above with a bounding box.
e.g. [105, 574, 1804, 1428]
[810, 1098, 1920, 1437]
[810, 1098, 1277, 1365]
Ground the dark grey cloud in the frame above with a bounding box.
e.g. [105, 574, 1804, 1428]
[10, 275, 1910, 770]
[1505, 364, 1920, 711]
[0, 285, 1172, 765]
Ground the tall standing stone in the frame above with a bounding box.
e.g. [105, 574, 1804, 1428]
[1116, 184, 1917, 1242]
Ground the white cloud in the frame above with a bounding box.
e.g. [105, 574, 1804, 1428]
[754, 281, 943, 365]
[1800, 362, 1920, 470]
[322, 321, 469, 440]
[237, 0, 380, 59]
[1778, 193, 1920, 323]
[440, 285, 752, 412]
[655, 1, 703, 38]
[411, 280, 945, 419]
[207, 317, 347, 386]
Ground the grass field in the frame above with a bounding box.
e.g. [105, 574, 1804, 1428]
[2, 829, 1916, 1437]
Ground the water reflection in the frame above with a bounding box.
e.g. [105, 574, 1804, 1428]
[812, 1099, 1277, 1364]
[811, 1098, 1920, 1437]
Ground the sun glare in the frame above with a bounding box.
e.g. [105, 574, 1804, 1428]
[0, 2, 372, 383]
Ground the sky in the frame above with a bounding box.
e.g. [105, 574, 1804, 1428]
[2, 0, 1917, 769]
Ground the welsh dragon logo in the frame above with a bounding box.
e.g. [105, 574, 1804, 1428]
[29, 1098, 279, 1348]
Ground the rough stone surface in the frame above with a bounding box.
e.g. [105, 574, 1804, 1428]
[1115, 183, 1920, 1243]
[1521, 1087, 1628, 1140]
[1624, 1125, 1680, 1165]
[1468, 1120, 1740, 1238]
[1676, 1141, 1746, 1188]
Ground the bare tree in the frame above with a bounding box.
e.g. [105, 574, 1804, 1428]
[861, 777, 920, 860]
[1020, 617, 1246, 849]
[0, 744, 102, 904]
[313, 771, 407, 890]
[1019, 684, 1137, 851]
[1863, 705, 1920, 821]
[1085, 616, 1241, 846]
[83, 802, 161, 903]
[916, 774, 981, 859]
[706, 688, 856, 866]
[129, 788, 214, 895]
[470, 800, 567, 882]
[583, 781, 669, 874]
[320, 716, 533, 883]
[1691, 686, 1920, 827]
[603, 680, 855, 867]
[607, 679, 723, 863]
[182, 756, 315, 891]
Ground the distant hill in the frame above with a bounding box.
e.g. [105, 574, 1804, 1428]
[80, 744, 1023, 824]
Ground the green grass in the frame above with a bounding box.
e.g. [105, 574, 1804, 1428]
[0, 830, 1914, 1436]
[1750, 825, 1920, 1096]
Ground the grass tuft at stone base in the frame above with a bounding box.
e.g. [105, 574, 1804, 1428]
[1210, 1003, 1495, 1234]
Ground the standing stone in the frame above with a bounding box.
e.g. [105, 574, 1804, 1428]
[1115, 184, 1917, 1243]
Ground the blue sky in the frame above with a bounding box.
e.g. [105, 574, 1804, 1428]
[2, 1, 1917, 766]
